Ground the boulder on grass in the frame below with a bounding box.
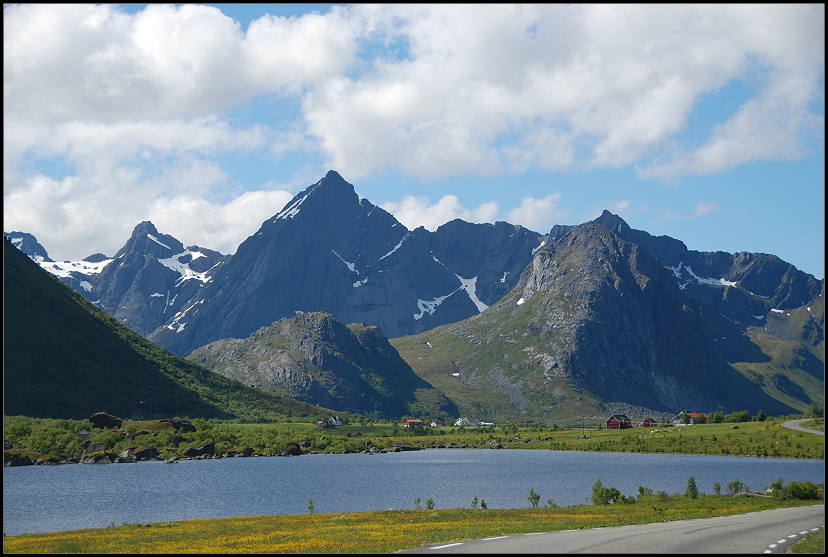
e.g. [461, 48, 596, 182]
[89, 412, 123, 429]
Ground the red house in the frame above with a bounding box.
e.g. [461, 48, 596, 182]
[641, 418, 657, 428]
[402, 419, 423, 428]
[606, 414, 632, 429]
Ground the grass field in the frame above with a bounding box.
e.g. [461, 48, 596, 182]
[3, 495, 821, 553]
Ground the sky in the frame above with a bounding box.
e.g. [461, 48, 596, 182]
[4, 4, 825, 278]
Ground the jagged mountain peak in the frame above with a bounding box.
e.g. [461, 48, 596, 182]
[271, 170, 363, 223]
[592, 209, 631, 234]
[114, 221, 185, 259]
[4, 231, 53, 262]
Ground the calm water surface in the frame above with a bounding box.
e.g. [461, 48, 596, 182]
[4, 449, 824, 536]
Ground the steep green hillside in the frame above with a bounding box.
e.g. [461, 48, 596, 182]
[3, 238, 341, 421]
[727, 294, 824, 411]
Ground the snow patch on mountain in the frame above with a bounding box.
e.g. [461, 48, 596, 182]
[414, 293, 453, 320]
[670, 262, 738, 289]
[274, 187, 314, 220]
[532, 240, 546, 255]
[147, 234, 171, 250]
[332, 249, 358, 274]
[157, 250, 218, 285]
[456, 275, 489, 312]
[39, 258, 113, 278]
[379, 232, 410, 262]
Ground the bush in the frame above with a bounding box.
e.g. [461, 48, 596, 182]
[781, 480, 822, 500]
[686, 476, 699, 499]
[592, 478, 622, 505]
[726, 479, 747, 495]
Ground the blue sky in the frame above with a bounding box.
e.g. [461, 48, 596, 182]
[4, 4, 824, 278]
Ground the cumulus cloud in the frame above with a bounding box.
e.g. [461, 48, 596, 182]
[506, 193, 566, 232]
[381, 195, 499, 231]
[3, 4, 823, 259]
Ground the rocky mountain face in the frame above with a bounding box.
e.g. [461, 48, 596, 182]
[7, 173, 823, 423]
[392, 213, 823, 421]
[3, 236, 334, 421]
[6, 223, 229, 336]
[147, 171, 544, 356]
[4, 231, 52, 262]
[188, 311, 459, 419]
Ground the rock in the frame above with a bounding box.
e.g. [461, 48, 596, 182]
[88, 412, 123, 429]
[76, 431, 94, 442]
[84, 442, 104, 454]
[281, 443, 303, 456]
[133, 446, 160, 460]
[196, 442, 215, 456]
[159, 418, 196, 433]
[4, 450, 34, 466]
[170, 435, 189, 447]
[489, 443, 503, 449]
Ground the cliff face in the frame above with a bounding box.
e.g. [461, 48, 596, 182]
[392, 213, 823, 421]
[149, 171, 543, 356]
[188, 311, 459, 419]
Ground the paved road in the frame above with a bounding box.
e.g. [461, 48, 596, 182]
[398, 505, 824, 554]
[781, 419, 824, 436]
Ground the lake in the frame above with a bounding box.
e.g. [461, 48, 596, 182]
[3, 449, 824, 536]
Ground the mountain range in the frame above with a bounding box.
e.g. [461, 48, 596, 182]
[3, 236, 346, 421]
[6, 170, 824, 421]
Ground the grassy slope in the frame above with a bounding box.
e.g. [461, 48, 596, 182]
[3, 239, 341, 421]
[393, 286, 825, 423]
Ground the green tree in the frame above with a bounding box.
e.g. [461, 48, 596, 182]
[638, 486, 653, 497]
[592, 478, 621, 505]
[480, 499, 488, 510]
[425, 498, 435, 510]
[680, 411, 691, 425]
[471, 496, 478, 509]
[726, 479, 746, 495]
[307, 499, 314, 513]
[685, 476, 699, 499]
[726, 410, 751, 423]
[713, 482, 721, 496]
[528, 488, 540, 508]
[757, 409, 767, 422]
[709, 411, 725, 424]
[414, 497, 421, 509]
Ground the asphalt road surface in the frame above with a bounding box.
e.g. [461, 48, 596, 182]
[781, 419, 824, 436]
[398, 505, 824, 554]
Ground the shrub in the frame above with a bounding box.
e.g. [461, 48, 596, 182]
[726, 480, 747, 495]
[592, 478, 622, 505]
[528, 488, 540, 508]
[781, 480, 822, 500]
[686, 476, 699, 499]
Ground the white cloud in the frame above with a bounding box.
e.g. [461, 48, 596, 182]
[381, 195, 499, 231]
[3, 4, 823, 259]
[507, 193, 565, 232]
[304, 4, 824, 179]
[149, 189, 295, 255]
